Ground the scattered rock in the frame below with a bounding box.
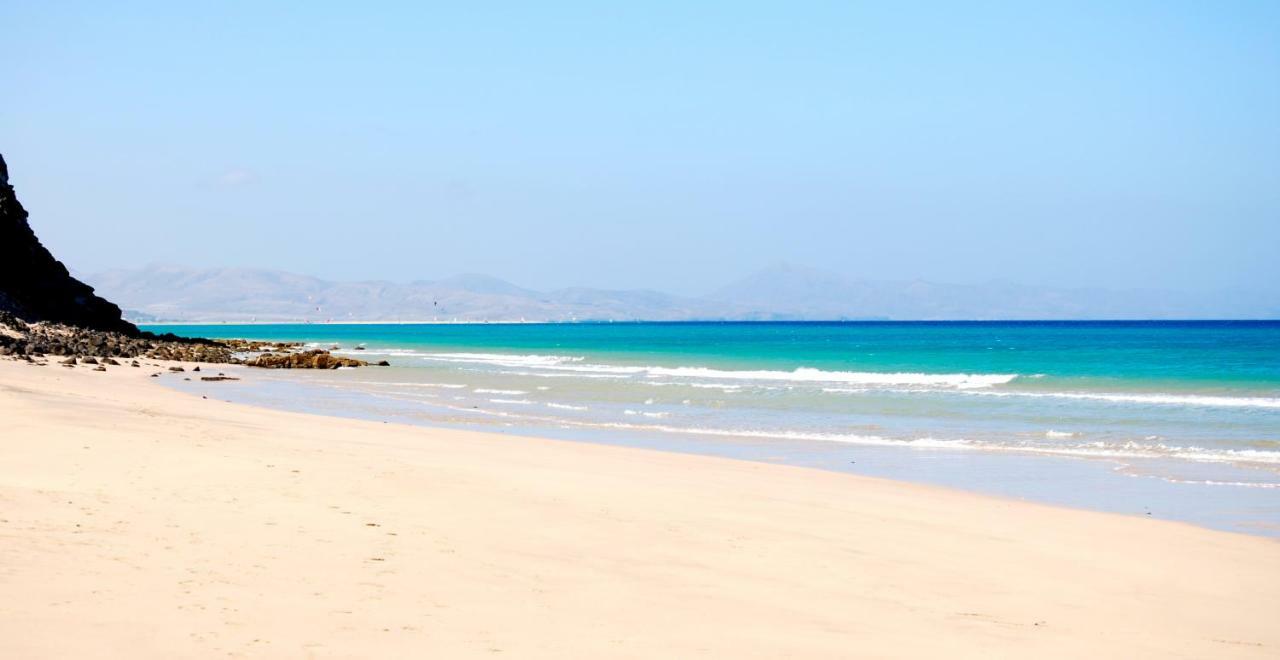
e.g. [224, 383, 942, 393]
[60, 356, 76, 365]
[92, 365, 106, 372]
[103, 357, 120, 366]
[82, 356, 98, 364]
[169, 366, 185, 372]
[192, 366, 200, 372]
[376, 360, 391, 366]
[200, 376, 240, 382]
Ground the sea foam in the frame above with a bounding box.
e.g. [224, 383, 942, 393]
[413, 351, 1017, 389]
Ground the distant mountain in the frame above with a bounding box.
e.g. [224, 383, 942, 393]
[709, 264, 1280, 320]
[87, 264, 738, 322]
[85, 263, 1279, 323]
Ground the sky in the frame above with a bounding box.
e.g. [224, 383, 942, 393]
[3, 1, 1278, 296]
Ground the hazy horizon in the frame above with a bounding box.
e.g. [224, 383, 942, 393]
[83, 261, 1280, 322]
[5, 2, 1279, 298]
[82, 259, 1280, 300]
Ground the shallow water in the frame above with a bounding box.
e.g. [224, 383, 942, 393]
[148, 321, 1280, 536]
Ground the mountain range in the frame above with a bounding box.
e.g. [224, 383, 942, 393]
[83, 263, 1279, 323]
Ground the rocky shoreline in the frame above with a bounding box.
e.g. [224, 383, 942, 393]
[0, 312, 386, 369]
[244, 349, 381, 369]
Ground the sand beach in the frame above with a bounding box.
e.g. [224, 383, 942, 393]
[1, 358, 1277, 658]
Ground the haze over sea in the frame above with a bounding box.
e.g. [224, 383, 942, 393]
[150, 320, 1280, 536]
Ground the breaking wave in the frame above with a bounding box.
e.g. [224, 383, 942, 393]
[392, 351, 1017, 389]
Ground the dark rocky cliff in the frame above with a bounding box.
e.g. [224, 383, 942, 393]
[0, 153, 136, 334]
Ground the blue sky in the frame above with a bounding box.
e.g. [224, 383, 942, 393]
[3, 1, 1278, 295]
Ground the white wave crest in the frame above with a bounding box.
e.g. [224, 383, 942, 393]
[819, 383, 1280, 410]
[967, 390, 1280, 410]
[623, 409, 669, 418]
[643, 366, 1016, 388]
[420, 352, 587, 367]
[418, 351, 1017, 389]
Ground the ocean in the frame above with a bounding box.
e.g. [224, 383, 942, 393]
[145, 321, 1280, 535]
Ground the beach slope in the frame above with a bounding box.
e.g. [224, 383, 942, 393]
[1, 360, 1276, 658]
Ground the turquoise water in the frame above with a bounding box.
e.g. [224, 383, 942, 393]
[147, 321, 1280, 534]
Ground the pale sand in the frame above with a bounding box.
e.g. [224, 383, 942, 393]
[1, 360, 1277, 659]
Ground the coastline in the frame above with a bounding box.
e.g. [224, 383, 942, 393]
[2, 359, 1278, 657]
[143, 321, 1280, 536]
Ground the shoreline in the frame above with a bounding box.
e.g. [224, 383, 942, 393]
[2, 359, 1278, 657]
[163, 365, 1280, 538]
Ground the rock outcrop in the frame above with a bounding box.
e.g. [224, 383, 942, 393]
[0, 311, 236, 362]
[219, 339, 305, 353]
[0, 153, 136, 334]
[244, 349, 369, 369]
